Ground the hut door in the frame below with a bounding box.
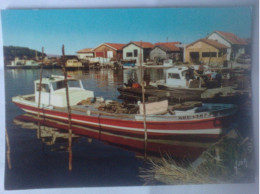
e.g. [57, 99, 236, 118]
[107, 51, 113, 58]
[190, 52, 200, 63]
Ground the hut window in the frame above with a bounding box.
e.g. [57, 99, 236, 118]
[126, 52, 133, 57]
[36, 83, 50, 92]
[134, 49, 138, 57]
[202, 52, 217, 57]
[168, 73, 180, 79]
[218, 52, 223, 57]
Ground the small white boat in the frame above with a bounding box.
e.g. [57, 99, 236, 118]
[121, 59, 137, 69]
[156, 66, 206, 95]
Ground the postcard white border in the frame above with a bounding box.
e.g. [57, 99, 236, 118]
[0, 0, 258, 194]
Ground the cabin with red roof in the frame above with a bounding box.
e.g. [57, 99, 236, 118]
[92, 43, 126, 61]
[122, 41, 154, 65]
[185, 38, 228, 65]
[150, 42, 182, 62]
[207, 31, 248, 60]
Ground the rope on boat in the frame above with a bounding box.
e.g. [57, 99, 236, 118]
[62, 45, 73, 171]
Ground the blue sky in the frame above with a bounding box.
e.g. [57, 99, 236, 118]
[1, 7, 252, 55]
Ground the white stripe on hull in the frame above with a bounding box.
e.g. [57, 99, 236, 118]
[22, 108, 222, 135]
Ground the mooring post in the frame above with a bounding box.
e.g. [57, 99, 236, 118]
[62, 45, 73, 171]
[5, 129, 12, 169]
[37, 47, 44, 139]
[139, 41, 148, 159]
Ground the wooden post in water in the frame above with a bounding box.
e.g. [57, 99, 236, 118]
[139, 41, 148, 159]
[37, 47, 44, 139]
[5, 129, 12, 169]
[62, 45, 73, 171]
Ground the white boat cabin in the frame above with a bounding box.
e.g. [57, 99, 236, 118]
[163, 59, 174, 67]
[166, 66, 193, 88]
[35, 75, 94, 107]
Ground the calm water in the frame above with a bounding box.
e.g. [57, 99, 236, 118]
[4, 68, 253, 190]
[5, 68, 146, 190]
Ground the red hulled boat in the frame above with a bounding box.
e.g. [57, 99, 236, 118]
[12, 75, 237, 140]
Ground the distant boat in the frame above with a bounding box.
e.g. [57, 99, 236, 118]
[65, 59, 84, 70]
[12, 75, 237, 139]
[162, 59, 174, 67]
[121, 59, 136, 69]
[6, 59, 40, 69]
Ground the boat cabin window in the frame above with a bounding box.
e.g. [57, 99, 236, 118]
[182, 70, 188, 77]
[52, 81, 66, 90]
[36, 83, 50, 92]
[68, 80, 81, 88]
[168, 73, 180, 79]
[52, 80, 81, 91]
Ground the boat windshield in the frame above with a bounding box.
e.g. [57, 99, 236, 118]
[52, 80, 81, 90]
[168, 73, 180, 79]
[182, 70, 187, 77]
[68, 80, 81, 88]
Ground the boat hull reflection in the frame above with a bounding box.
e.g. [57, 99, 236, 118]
[14, 114, 214, 160]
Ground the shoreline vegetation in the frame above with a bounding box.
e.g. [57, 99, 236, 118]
[139, 129, 254, 185]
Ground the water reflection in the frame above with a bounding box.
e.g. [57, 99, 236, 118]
[123, 68, 165, 84]
[14, 115, 80, 146]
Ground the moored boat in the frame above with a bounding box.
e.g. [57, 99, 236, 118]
[121, 59, 136, 69]
[156, 66, 206, 95]
[12, 75, 237, 139]
[162, 59, 174, 67]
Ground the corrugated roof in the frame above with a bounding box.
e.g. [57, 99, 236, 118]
[77, 48, 93, 53]
[187, 39, 229, 49]
[154, 42, 181, 51]
[215, 31, 247, 45]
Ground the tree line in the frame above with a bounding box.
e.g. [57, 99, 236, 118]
[4, 46, 46, 65]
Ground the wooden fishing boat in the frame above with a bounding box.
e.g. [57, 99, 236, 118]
[12, 75, 237, 139]
[155, 66, 206, 95]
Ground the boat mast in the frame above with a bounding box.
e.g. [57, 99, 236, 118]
[140, 41, 148, 158]
[62, 45, 73, 171]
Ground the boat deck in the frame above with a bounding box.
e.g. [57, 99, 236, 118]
[16, 93, 236, 122]
[19, 94, 136, 119]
